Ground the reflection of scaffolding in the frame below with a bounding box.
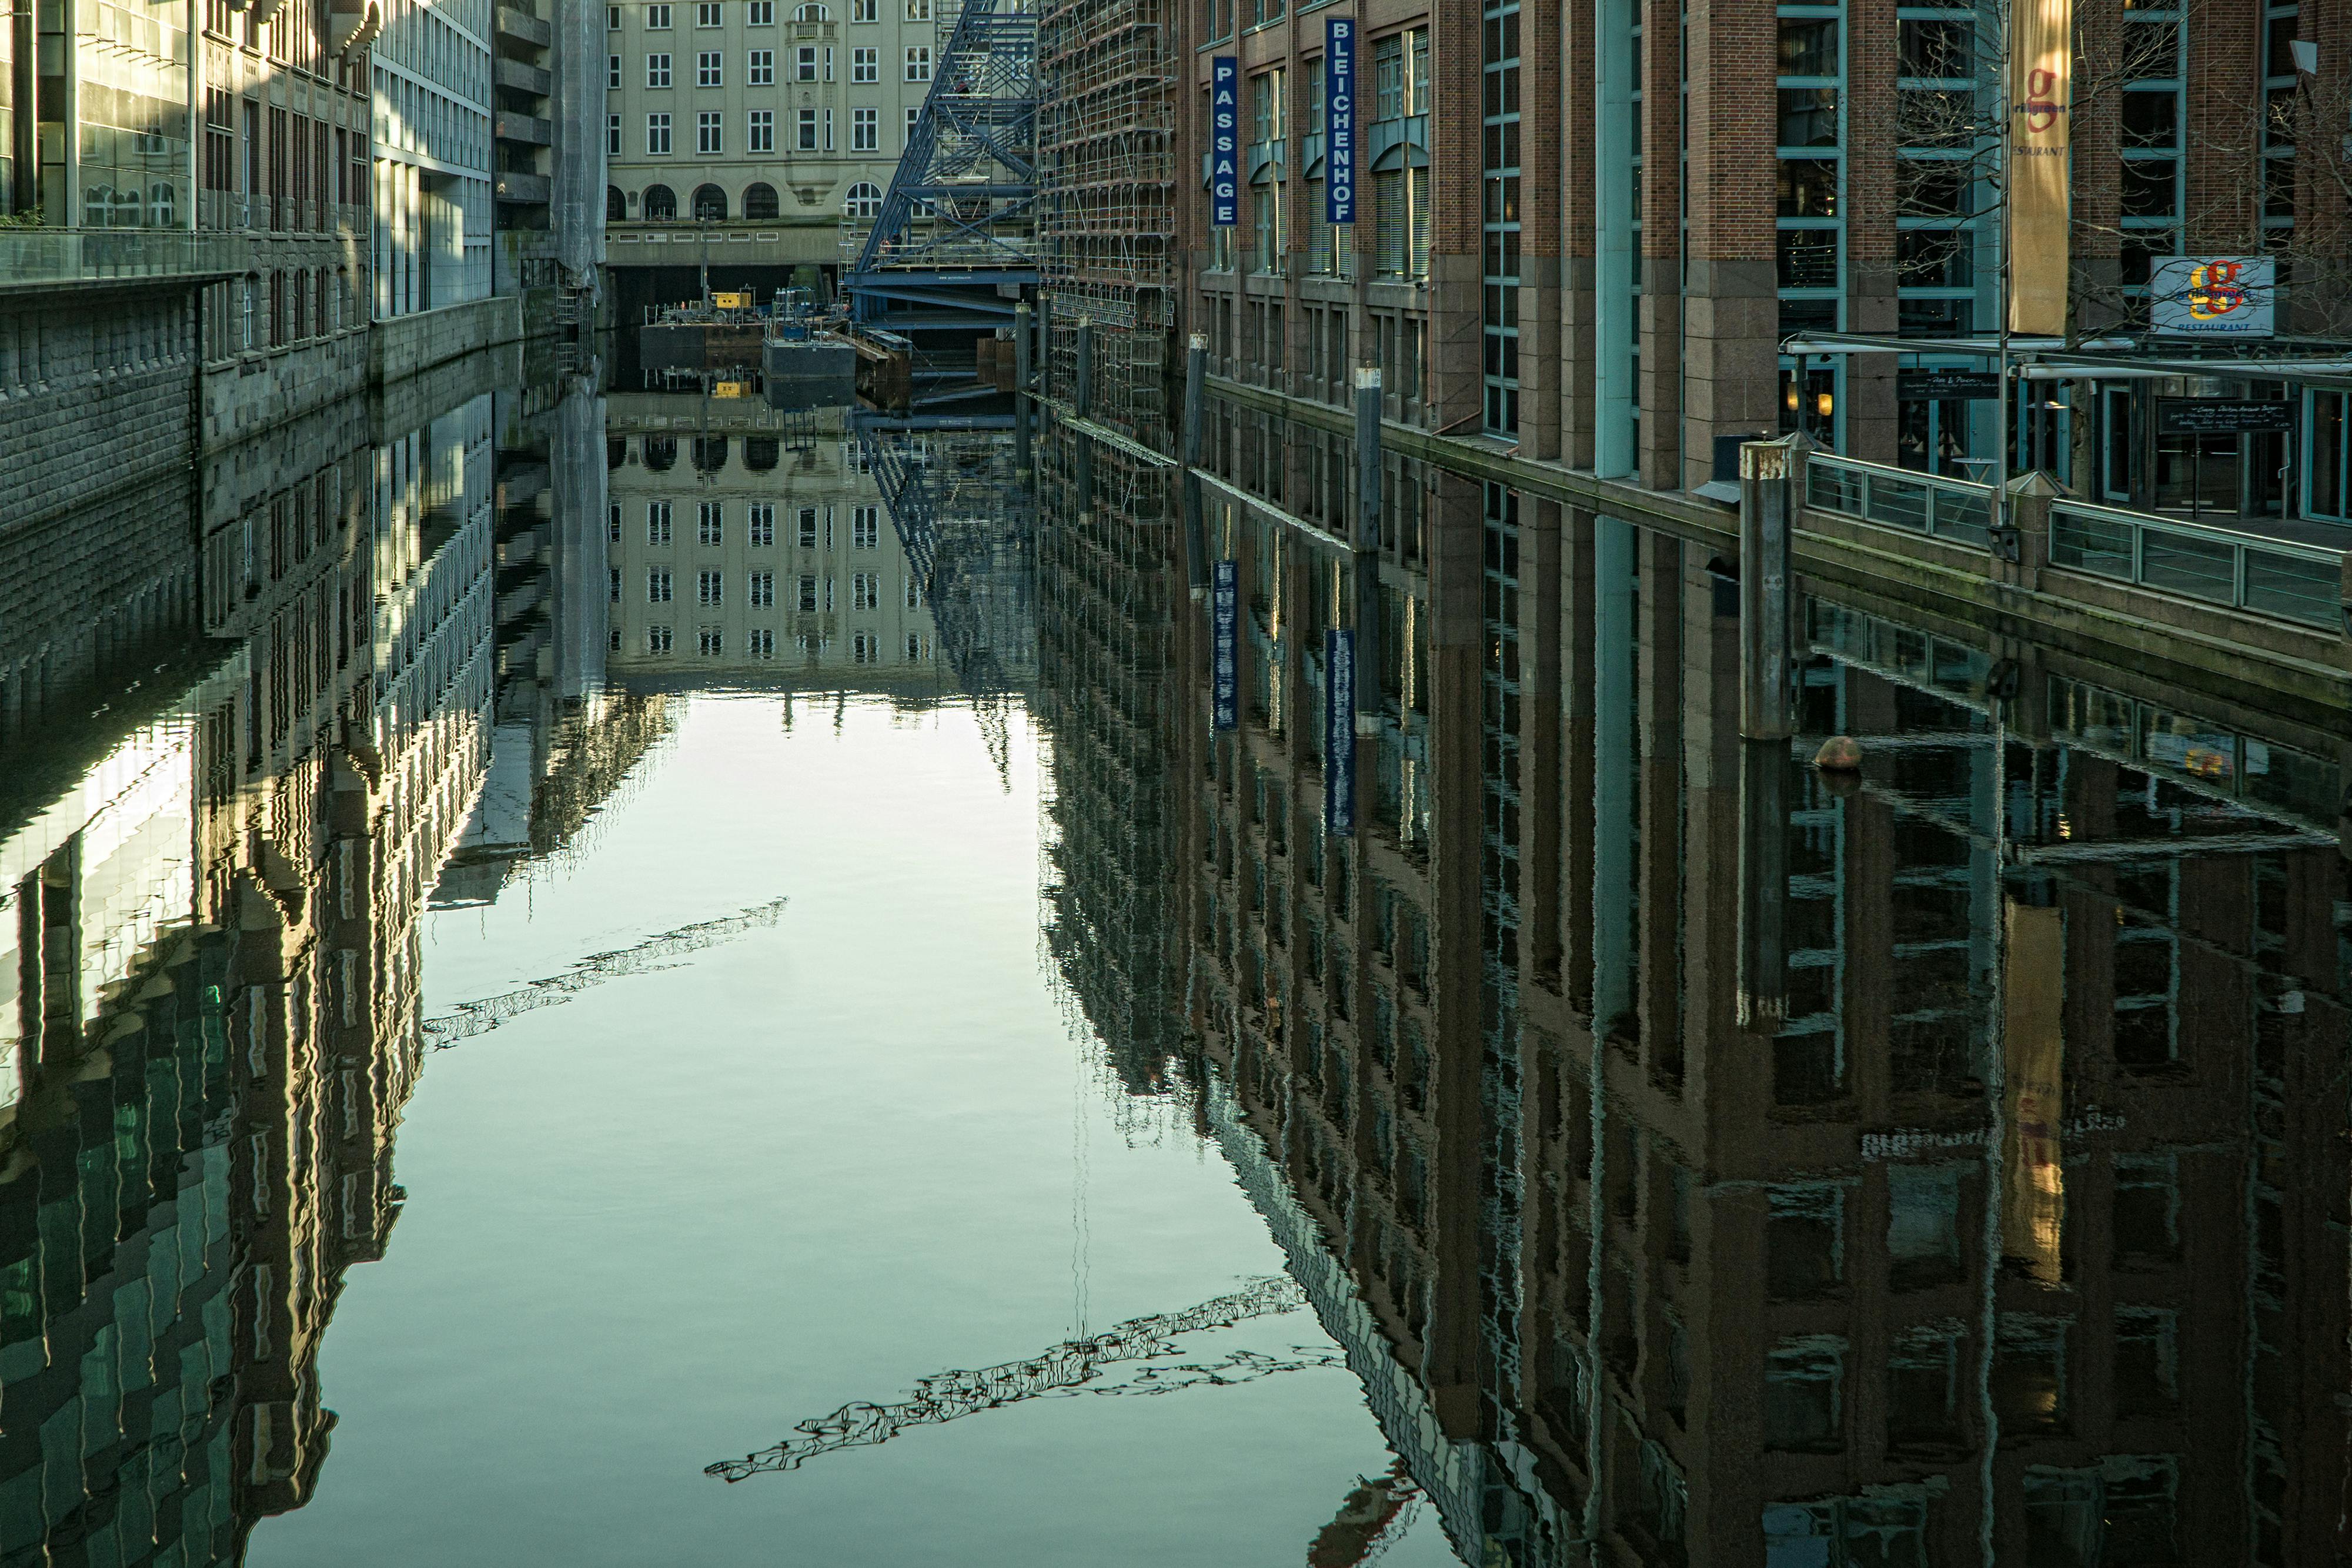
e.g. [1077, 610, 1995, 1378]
[844, 0, 1040, 334]
[1038, 0, 1175, 437]
[1035, 417, 1180, 1106]
[856, 417, 1039, 700]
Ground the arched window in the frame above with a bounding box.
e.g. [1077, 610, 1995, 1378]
[607, 185, 627, 220]
[642, 436, 678, 472]
[794, 2, 827, 17]
[642, 184, 677, 220]
[843, 182, 883, 218]
[148, 182, 176, 227]
[692, 436, 729, 473]
[82, 184, 115, 228]
[743, 437, 780, 472]
[691, 184, 727, 221]
[743, 182, 780, 220]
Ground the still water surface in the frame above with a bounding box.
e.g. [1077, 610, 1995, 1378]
[3, 355, 2350, 1566]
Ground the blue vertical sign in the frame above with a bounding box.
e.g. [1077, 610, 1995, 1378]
[1211, 560, 1238, 731]
[1325, 19, 1356, 225]
[1325, 628, 1355, 834]
[1210, 56, 1240, 226]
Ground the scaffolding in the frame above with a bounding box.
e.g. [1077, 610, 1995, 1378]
[1037, 0, 1176, 440]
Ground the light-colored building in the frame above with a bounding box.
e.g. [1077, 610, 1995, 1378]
[603, 0, 941, 280]
[603, 399, 946, 690]
[372, 0, 497, 319]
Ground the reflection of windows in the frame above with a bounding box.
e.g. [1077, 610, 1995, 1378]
[748, 571, 774, 607]
[1886, 1164, 1963, 1288]
[1765, 1494, 1930, 1568]
[2113, 1308, 2178, 1416]
[1766, 1186, 1843, 1300]
[904, 576, 924, 609]
[698, 627, 723, 655]
[647, 625, 673, 653]
[2112, 1155, 2180, 1265]
[646, 501, 673, 543]
[647, 569, 673, 603]
[1993, 1315, 2069, 1433]
[749, 628, 775, 658]
[851, 572, 878, 611]
[609, 567, 622, 602]
[853, 631, 878, 663]
[904, 633, 930, 659]
[1764, 1336, 1843, 1452]
[2024, 1457, 2179, 1568]
[1887, 1326, 1959, 1452]
[697, 570, 723, 606]
[797, 574, 820, 611]
[697, 501, 723, 544]
[797, 506, 820, 546]
[607, 503, 622, 541]
[749, 503, 775, 544]
[852, 506, 879, 547]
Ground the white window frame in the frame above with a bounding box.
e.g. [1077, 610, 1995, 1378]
[748, 0, 774, 20]
[607, 113, 621, 155]
[696, 1, 721, 24]
[905, 105, 920, 145]
[851, 0, 874, 19]
[646, 51, 671, 86]
[646, 111, 672, 153]
[797, 45, 818, 79]
[697, 49, 722, 86]
[646, 2, 671, 26]
[798, 108, 818, 149]
[609, 53, 621, 87]
[749, 48, 774, 83]
[904, 45, 930, 81]
[904, 0, 928, 18]
[698, 109, 723, 153]
[748, 108, 774, 152]
[851, 45, 877, 81]
[851, 105, 877, 149]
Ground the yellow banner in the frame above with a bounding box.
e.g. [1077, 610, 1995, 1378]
[2009, 0, 2071, 336]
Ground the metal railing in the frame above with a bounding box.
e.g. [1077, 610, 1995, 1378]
[1805, 452, 1993, 548]
[2049, 500, 2344, 631]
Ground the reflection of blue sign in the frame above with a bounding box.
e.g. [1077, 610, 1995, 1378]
[1210, 57, 1239, 227]
[1325, 629, 1354, 834]
[1325, 20, 1355, 225]
[1212, 560, 1238, 730]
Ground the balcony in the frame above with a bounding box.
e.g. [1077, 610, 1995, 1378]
[493, 56, 550, 96]
[0, 229, 251, 294]
[495, 111, 552, 147]
[493, 4, 552, 47]
[495, 169, 553, 205]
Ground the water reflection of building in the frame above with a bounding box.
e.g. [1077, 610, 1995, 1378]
[603, 396, 952, 701]
[1163, 404, 2352, 1566]
[0, 377, 503, 1561]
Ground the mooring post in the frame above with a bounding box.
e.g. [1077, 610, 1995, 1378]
[1182, 330, 1209, 600]
[1739, 433, 1802, 741]
[1352, 365, 1382, 736]
[1013, 301, 1033, 469]
[1735, 738, 1790, 1031]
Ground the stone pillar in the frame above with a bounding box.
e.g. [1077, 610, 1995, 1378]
[1680, 0, 1781, 492]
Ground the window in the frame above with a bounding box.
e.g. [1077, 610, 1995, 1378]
[609, 567, 622, 602]
[699, 570, 724, 606]
[1765, 1338, 1845, 1452]
[749, 1, 773, 19]
[844, 180, 883, 217]
[609, 5, 620, 25]
[797, 506, 820, 546]
[697, 1, 721, 22]
[799, 108, 819, 149]
[851, 572, 880, 610]
[824, 46, 835, 80]
[608, 503, 623, 541]
[647, 625, 674, 653]
[749, 48, 774, 82]
[824, 108, 835, 149]
[852, 0, 874, 19]
[698, 49, 721, 85]
[904, 576, 924, 609]
[852, 506, 880, 546]
[906, 633, 930, 660]
[749, 571, 775, 606]
[906, 0, 929, 15]
[608, 114, 622, 155]
[646, 1, 671, 25]
[852, 46, 877, 81]
[609, 53, 621, 86]
[648, 569, 674, 602]
[850, 106, 878, 150]
[698, 501, 724, 544]
[646, 501, 673, 542]
[647, 52, 671, 85]
[853, 632, 878, 663]
[749, 110, 774, 152]
[749, 503, 777, 543]
[749, 628, 776, 659]
[797, 45, 818, 78]
[906, 105, 920, 144]
[744, 178, 779, 215]
[698, 112, 723, 153]
[905, 45, 931, 80]
[642, 182, 677, 217]
[795, 1, 828, 14]
[797, 573, 820, 610]
[699, 627, 724, 655]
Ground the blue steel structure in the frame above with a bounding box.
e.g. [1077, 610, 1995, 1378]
[843, 0, 1041, 340]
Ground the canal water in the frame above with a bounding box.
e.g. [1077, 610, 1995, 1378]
[2, 350, 2348, 1565]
